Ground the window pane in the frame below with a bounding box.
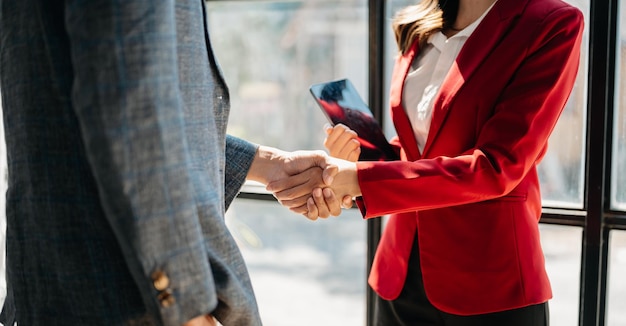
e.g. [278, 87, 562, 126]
[607, 231, 626, 326]
[205, 2, 368, 325]
[612, 0, 626, 210]
[383, 0, 411, 140]
[384, 0, 589, 208]
[540, 224, 583, 326]
[206, 1, 368, 151]
[227, 199, 366, 325]
[539, 0, 589, 208]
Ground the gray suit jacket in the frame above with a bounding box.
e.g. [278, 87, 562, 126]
[0, 0, 262, 325]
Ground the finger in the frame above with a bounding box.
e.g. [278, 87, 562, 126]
[306, 197, 319, 221]
[277, 194, 310, 209]
[333, 132, 358, 158]
[325, 127, 358, 159]
[324, 124, 350, 154]
[274, 177, 326, 202]
[312, 188, 330, 218]
[338, 139, 361, 161]
[324, 123, 333, 134]
[322, 187, 342, 216]
[324, 124, 347, 147]
[322, 164, 337, 186]
[267, 167, 322, 197]
[342, 195, 354, 209]
[282, 150, 328, 176]
[346, 146, 361, 162]
[289, 203, 308, 215]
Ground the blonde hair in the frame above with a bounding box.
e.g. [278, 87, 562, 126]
[392, 0, 457, 53]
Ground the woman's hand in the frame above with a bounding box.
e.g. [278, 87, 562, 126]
[324, 124, 361, 162]
[305, 187, 354, 220]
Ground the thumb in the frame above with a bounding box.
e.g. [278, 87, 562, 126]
[341, 195, 354, 209]
[322, 164, 338, 186]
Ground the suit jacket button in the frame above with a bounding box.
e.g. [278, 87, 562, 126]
[158, 289, 176, 308]
[151, 270, 170, 291]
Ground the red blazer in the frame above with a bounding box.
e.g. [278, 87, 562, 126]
[357, 0, 584, 316]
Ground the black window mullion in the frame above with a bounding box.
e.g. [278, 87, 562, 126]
[366, 1, 386, 325]
[579, 0, 617, 324]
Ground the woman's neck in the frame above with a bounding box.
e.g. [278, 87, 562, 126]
[451, 0, 497, 31]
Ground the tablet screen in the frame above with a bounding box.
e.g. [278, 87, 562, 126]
[310, 79, 398, 161]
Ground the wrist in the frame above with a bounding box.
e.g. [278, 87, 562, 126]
[247, 146, 284, 184]
[334, 161, 361, 198]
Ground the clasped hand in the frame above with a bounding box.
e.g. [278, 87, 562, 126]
[255, 124, 362, 220]
[266, 154, 359, 220]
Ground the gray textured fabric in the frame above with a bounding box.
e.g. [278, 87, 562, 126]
[0, 0, 261, 325]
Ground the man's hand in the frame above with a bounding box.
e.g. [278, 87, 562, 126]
[247, 146, 336, 185]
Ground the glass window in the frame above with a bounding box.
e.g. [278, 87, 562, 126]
[205, 2, 368, 325]
[227, 199, 366, 325]
[539, 0, 589, 208]
[612, 0, 626, 210]
[383, 0, 412, 140]
[540, 224, 583, 326]
[384, 0, 590, 208]
[206, 0, 368, 151]
[607, 231, 626, 326]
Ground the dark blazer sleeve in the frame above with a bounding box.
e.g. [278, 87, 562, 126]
[64, 2, 221, 324]
[224, 135, 258, 210]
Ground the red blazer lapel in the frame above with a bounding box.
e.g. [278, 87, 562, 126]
[390, 40, 421, 161]
[421, 0, 528, 157]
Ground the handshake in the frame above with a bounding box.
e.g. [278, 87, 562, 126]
[247, 145, 362, 220]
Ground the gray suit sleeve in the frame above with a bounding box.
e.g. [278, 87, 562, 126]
[224, 135, 259, 210]
[65, 2, 218, 324]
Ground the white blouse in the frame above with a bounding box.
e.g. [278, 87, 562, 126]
[402, 2, 496, 154]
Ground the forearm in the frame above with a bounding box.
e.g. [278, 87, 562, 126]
[246, 145, 287, 185]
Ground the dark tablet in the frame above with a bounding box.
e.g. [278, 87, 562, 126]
[309, 78, 397, 161]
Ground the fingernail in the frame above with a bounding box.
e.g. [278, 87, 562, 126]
[314, 188, 323, 197]
[323, 188, 332, 197]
